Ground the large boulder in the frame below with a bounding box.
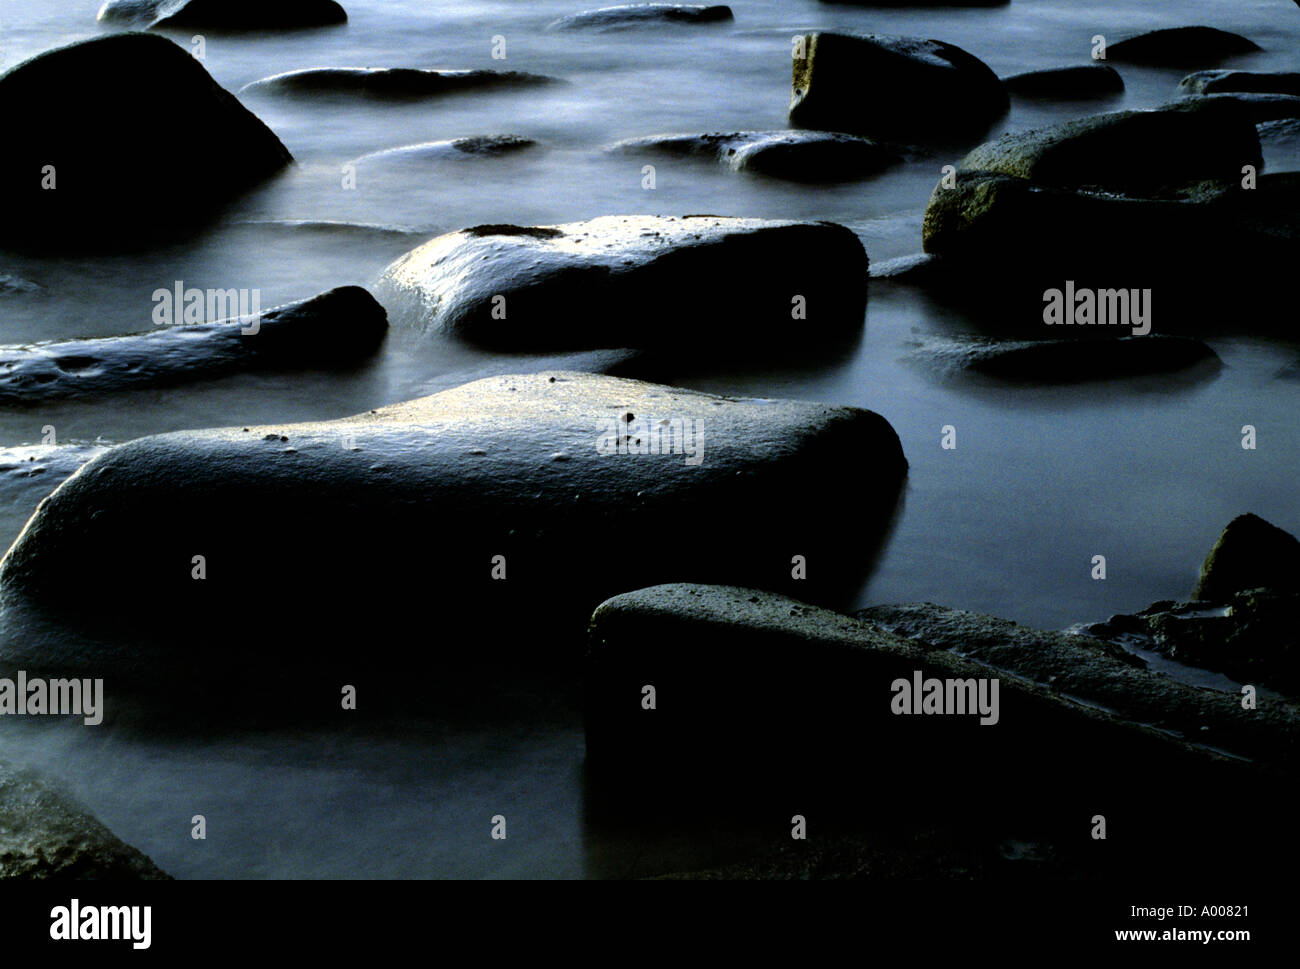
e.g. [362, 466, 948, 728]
[1194, 513, 1300, 602]
[0, 287, 387, 405]
[1105, 26, 1261, 66]
[606, 131, 896, 182]
[1178, 70, 1300, 97]
[0, 373, 906, 720]
[547, 4, 733, 30]
[955, 105, 1260, 196]
[97, 0, 346, 29]
[240, 67, 557, 99]
[0, 761, 169, 879]
[0, 34, 292, 246]
[789, 32, 1007, 141]
[1001, 64, 1124, 99]
[375, 216, 869, 352]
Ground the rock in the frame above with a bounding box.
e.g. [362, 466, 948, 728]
[375, 216, 869, 352]
[789, 32, 1007, 141]
[97, 0, 346, 29]
[605, 130, 896, 182]
[0, 760, 169, 879]
[1194, 513, 1300, 602]
[0, 287, 387, 405]
[1105, 26, 1261, 66]
[854, 600, 1300, 770]
[910, 335, 1219, 382]
[584, 584, 1295, 858]
[1178, 70, 1300, 97]
[1166, 92, 1300, 125]
[240, 67, 557, 99]
[353, 136, 539, 168]
[0, 34, 291, 247]
[547, 4, 732, 30]
[1001, 64, 1124, 99]
[0, 373, 906, 720]
[956, 105, 1260, 196]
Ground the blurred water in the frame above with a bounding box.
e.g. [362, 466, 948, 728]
[0, 0, 1297, 878]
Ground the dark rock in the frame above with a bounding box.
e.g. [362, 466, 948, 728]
[1166, 92, 1300, 125]
[97, 0, 346, 29]
[548, 4, 732, 30]
[241, 67, 557, 99]
[1194, 513, 1300, 602]
[0, 760, 170, 879]
[1002, 64, 1124, 99]
[605, 130, 896, 181]
[0, 34, 291, 247]
[956, 104, 1260, 196]
[353, 135, 539, 167]
[1105, 26, 1261, 66]
[789, 32, 1007, 141]
[1178, 70, 1300, 97]
[911, 335, 1219, 383]
[375, 215, 869, 352]
[0, 373, 906, 721]
[0, 286, 387, 405]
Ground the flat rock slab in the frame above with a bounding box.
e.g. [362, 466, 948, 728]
[789, 32, 1007, 141]
[0, 34, 291, 246]
[1002, 64, 1124, 99]
[0, 286, 387, 405]
[0, 373, 905, 718]
[1179, 70, 1300, 97]
[0, 760, 169, 879]
[1105, 26, 1261, 66]
[241, 67, 557, 98]
[375, 215, 869, 352]
[548, 4, 732, 30]
[605, 130, 897, 182]
[909, 335, 1219, 383]
[97, 0, 346, 29]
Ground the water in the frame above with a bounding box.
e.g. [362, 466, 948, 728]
[0, 0, 1297, 878]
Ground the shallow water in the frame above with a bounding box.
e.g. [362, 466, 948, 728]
[0, 0, 1297, 878]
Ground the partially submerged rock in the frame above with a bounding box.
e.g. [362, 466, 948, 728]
[548, 4, 732, 30]
[0, 286, 387, 405]
[240, 67, 557, 98]
[956, 105, 1260, 196]
[0, 373, 906, 719]
[1105, 26, 1261, 66]
[0, 760, 169, 879]
[0, 34, 291, 246]
[1002, 64, 1124, 99]
[910, 335, 1218, 383]
[789, 32, 1007, 141]
[1178, 70, 1300, 97]
[353, 136, 539, 167]
[375, 215, 869, 352]
[605, 130, 896, 182]
[1194, 513, 1300, 602]
[97, 0, 346, 29]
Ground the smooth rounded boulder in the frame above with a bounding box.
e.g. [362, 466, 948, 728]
[789, 32, 1007, 141]
[97, 0, 346, 29]
[1001, 64, 1124, 99]
[375, 216, 869, 352]
[0, 33, 291, 247]
[547, 4, 732, 30]
[240, 67, 557, 99]
[1105, 26, 1261, 66]
[910, 335, 1219, 383]
[0, 286, 388, 405]
[0, 372, 906, 720]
